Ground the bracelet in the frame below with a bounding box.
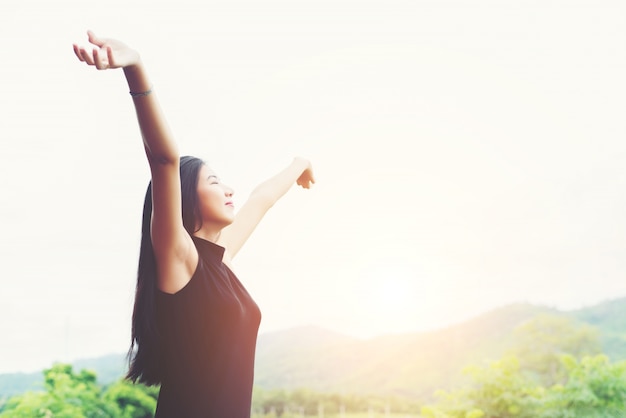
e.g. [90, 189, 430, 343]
[129, 88, 152, 97]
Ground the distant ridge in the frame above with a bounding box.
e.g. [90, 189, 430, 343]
[254, 302, 554, 397]
[571, 296, 626, 361]
[253, 298, 626, 399]
[2, 297, 625, 400]
[0, 372, 43, 399]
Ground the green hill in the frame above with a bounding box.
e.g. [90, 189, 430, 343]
[0, 353, 129, 400]
[2, 297, 625, 401]
[254, 298, 626, 399]
[254, 302, 557, 398]
[572, 297, 626, 361]
[0, 372, 43, 399]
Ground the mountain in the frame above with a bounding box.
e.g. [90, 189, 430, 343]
[0, 372, 43, 399]
[0, 354, 128, 400]
[254, 298, 626, 399]
[254, 302, 557, 399]
[571, 297, 626, 360]
[2, 297, 625, 400]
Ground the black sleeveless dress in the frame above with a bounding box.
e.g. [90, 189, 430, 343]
[154, 236, 262, 417]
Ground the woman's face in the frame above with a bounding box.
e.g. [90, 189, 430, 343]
[196, 165, 235, 228]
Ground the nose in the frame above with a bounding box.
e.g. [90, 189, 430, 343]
[223, 184, 234, 197]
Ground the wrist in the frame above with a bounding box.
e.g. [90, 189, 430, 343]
[123, 59, 144, 78]
[123, 61, 151, 95]
[293, 156, 310, 167]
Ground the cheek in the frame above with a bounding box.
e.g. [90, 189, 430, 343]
[198, 189, 224, 214]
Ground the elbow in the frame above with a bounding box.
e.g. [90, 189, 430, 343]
[146, 148, 179, 166]
[155, 154, 180, 166]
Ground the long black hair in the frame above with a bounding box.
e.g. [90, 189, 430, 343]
[126, 156, 206, 385]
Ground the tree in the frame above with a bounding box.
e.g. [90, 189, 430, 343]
[421, 356, 543, 418]
[0, 364, 158, 418]
[0, 363, 118, 417]
[421, 354, 626, 418]
[541, 355, 626, 417]
[510, 314, 601, 385]
[102, 380, 158, 418]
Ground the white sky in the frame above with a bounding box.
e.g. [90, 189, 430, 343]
[1, 0, 625, 374]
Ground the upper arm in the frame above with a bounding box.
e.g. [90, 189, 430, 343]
[148, 154, 197, 293]
[218, 192, 273, 259]
[121, 64, 197, 293]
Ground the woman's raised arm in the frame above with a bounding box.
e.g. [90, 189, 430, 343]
[219, 157, 315, 261]
[73, 31, 197, 293]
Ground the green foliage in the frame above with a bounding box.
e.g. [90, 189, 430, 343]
[102, 380, 158, 418]
[0, 363, 119, 417]
[0, 364, 157, 418]
[510, 314, 601, 385]
[421, 355, 626, 418]
[2, 298, 626, 417]
[421, 313, 606, 418]
[4, 298, 625, 404]
[422, 356, 543, 418]
[541, 355, 626, 417]
[252, 387, 420, 416]
[573, 298, 626, 361]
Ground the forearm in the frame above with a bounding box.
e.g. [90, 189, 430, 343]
[124, 63, 178, 164]
[250, 157, 311, 207]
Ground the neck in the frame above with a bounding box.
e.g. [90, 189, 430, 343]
[193, 227, 222, 243]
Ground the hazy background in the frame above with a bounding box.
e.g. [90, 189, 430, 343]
[1, 0, 625, 374]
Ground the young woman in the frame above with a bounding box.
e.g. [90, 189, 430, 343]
[73, 30, 315, 417]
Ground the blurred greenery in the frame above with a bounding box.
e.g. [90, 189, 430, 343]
[508, 314, 602, 386]
[2, 298, 626, 417]
[421, 354, 626, 418]
[3, 352, 626, 417]
[0, 364, 157, 418]
[420, 314, 626, 417]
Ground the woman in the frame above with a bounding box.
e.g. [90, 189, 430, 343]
[73, 31, 315, 417]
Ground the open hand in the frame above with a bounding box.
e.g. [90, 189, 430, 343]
[72, 30, 140, 70]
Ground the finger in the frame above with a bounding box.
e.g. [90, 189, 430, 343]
[106, 46, 116, 68]
[79, 47, 95, 65]
[87, 30, 106, 48]
[72, 44, 85, 62]
[93, 48, 105, 70]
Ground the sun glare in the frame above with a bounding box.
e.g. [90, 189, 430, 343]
[353, 259, 427, 336]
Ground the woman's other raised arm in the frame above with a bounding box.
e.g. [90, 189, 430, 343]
[219, 157, 315, 262]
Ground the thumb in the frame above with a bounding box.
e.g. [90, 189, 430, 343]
[87, 30, 106, 47]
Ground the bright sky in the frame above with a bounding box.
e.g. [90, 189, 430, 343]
[1, 0, 625, 374]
